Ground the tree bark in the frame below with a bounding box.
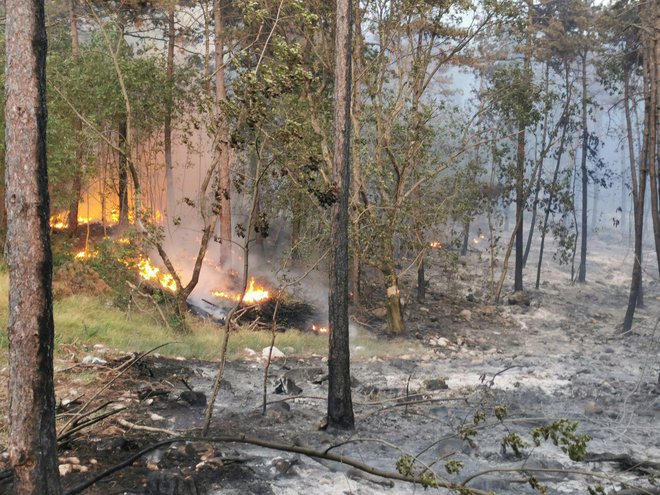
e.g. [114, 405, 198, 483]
[622, 45, 651, 333]
[5, 1, 63, 492]
[578, 52, 589, 283]
[651, 4, 660, 275]
[165, 5, 176, 224]
[214, 0, 232, 267]
[66, 0, 82, 234]
[118, 119, 129, 226]
[327, 0, 355, 431]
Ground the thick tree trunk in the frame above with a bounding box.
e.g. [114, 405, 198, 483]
[460, 221, 469, 256]
[5, 1, 63, 492]
[118, 119, 129, 226]
[66, 0, 81, 234]
[651, 5, 660, 275]
[578, 53, 589, 283]
[327, 0, 354, 431]
[165, 6, 176, 224]
[214, 0, 232, 266]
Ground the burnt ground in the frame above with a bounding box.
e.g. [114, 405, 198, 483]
[1, 238, 659, 495]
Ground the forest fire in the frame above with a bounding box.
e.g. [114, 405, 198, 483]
[212, 277, 270, 305]
[429, 241, 442, 249]
[310, 324, 329, 335]
[135, 256, 177, 292]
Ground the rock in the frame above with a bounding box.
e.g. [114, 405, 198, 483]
[58, 464, 73, 476]
[270, 457, 298, 477]
[179, 390, 207, 407]
[275, 377, 302, 395]
[432, 337, 451, 347]
[480, 305, 497, 316]
[459, 309, 472, 321]
[372, 307, 387, 318]
[82, 355, 107, 365]
[466, 292, 475, 302]
[424, 378, 449, 391]
[508, 291, 530, 306]
[262, 346, 285, 359]
[243, 348, 257, 356]
[584, 400, 604, 415]
[150, 413, 166, 422]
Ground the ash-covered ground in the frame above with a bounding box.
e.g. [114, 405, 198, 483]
[41, 237, 660, 495]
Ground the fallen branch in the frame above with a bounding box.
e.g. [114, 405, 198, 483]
[584, 452, 660, 475]
[60, 342, 178, 436]
[63, 434, 494, 495]
[117, 418, 177, 436]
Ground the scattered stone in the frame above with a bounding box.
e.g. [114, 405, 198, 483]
[459, 309, 472, 321]
[372, 307, 387, 318]
[508, 291, 530, 306]
[179, 390, 207, 407]
[270, 456, 298, 477]
[243, 348, 257, 357]
[584, 400, 604, 415]
[480, 305, 497, 316]
[82, 355, 107, 365]
[263, 346, 285, 359]
[424, 378, 448, 390]
[150, 413, 166, 422]
[58, 464, 73, 476]
[431, 337, 451, 347]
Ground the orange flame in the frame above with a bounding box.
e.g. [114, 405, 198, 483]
[212, 277, 270, 304]
[135, 256, 177, 292]
[311, 324, 329, 335]
[429, 241, 442, 249]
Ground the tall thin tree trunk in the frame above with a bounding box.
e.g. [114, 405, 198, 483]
[578, 52, 589, 283]
[118, 119, 129, 226]
[66, 0, 82, 234]
[327, 0, 354, 431]
[214, 0, 232, 266]
[623, 48, 651, 332]
[5, 1, 62, 492]
[165, 6, 176, 223]
[523, 63, 550, 268]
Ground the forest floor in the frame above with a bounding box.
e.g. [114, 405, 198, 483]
[0, 235, 659, 495]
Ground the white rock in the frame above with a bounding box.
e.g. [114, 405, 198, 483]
[150, 413, 166, 421]
[262, 346, 285, 359]
[244, 348, 257, 356]
[434, 337, 451, 347]
[59, 464, 73, 476]
[82, 356, 107, 365]
[459, 309, 472, 321]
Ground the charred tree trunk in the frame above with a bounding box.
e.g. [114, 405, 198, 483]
[578, 52, 589, 283]
[514, 111, 526, 293]
[460, 221, 470, 256]
[214, 0, 232, 267]
[165, 6, 176, 224]
[66, 0, 81, 234]
[118, 119, 129, 226]
[327, 0, 354, 431]
[622, 45, 652, 332]
[5, 1, 63, 492]
[416, 254, 425, 302]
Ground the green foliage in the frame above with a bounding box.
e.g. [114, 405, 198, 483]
[396, 454, 415, 477]
[445, 460, 464, 475]
[531, 419, 591, 461]
[501, 432, 529, 457]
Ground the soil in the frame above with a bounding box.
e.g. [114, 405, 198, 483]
[1, 237, 659, 495]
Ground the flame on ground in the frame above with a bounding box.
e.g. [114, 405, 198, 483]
[135, 256, 177, 292]
[429, 241, 442, 249]
[311, 324, 329, 335]
[212, 277, 270, 304]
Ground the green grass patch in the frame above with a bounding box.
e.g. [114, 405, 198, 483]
[0, 271, 418, 362]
